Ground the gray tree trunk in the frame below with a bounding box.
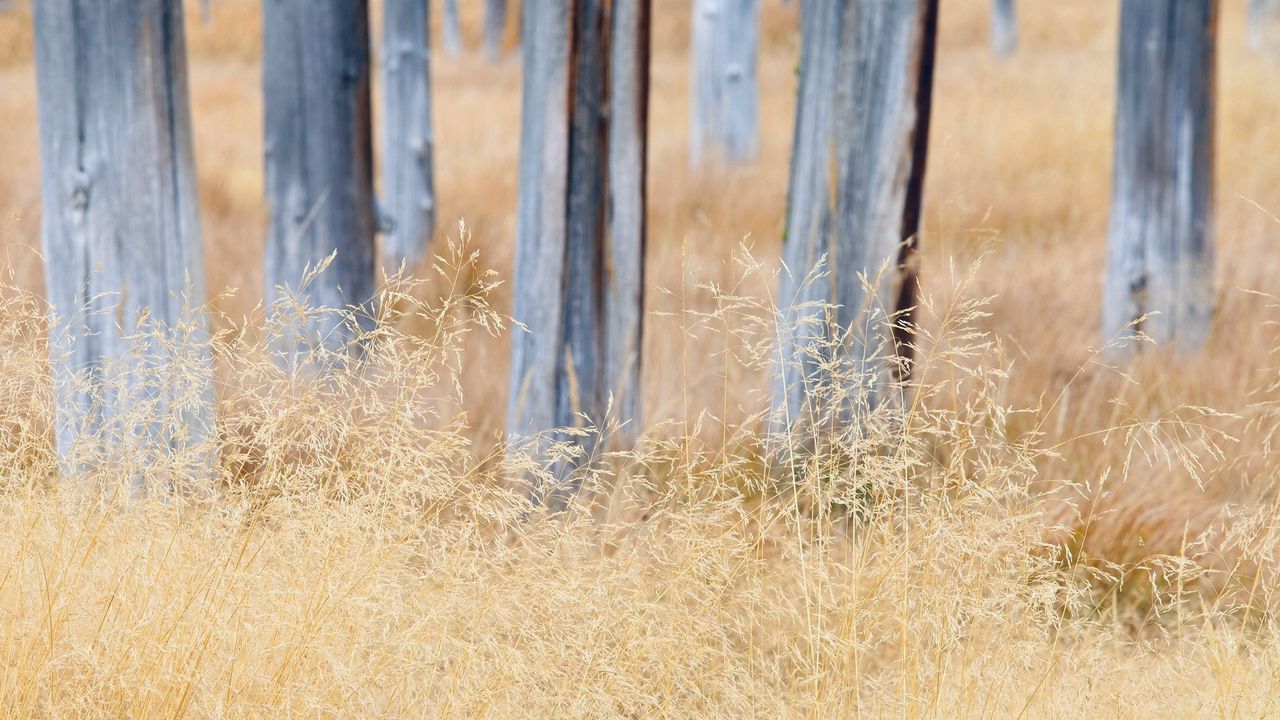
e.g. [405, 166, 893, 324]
[1249, 0, 1280, 51]
[444, 0, 462, 56]
[380, 0, 437, 275]
[509, 0, 651, 506]
[772, 0, 842, 435]
[772, 0, 938, 431]
[1102, 0, 1217, 352]
[606, 0, 651, 444]
[690, 0, 760, 167]
[992, 0, 1016, 57]
[33, 0, 212, 478]
[485, 0, 508, 59]
[263, 0, 377, 348]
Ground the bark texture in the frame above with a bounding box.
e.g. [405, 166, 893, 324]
[263, 0, 377, 346]
[510, 0, 651, 504]
[690, 0, 760, 166]
[606, 0, 651, 441]
[1103, 0, 1217, 352]
[380, 0, 437, 275]
[773, 0, 938, 430]
[33, 0, 211, 472]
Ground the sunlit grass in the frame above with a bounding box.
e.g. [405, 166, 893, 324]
[0, 239, 1278, 717]
[1, 0, 1280, 716]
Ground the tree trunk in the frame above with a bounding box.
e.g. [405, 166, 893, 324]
[33, 0, 212, 479]
[605, 0, 651, 445]
[444, 0, 461, 56]
[992, 0, 1016, 57]
[263, 0, 376, 349]
[485, 0, 508, 59]
[772, 0, 842, 434]
[773, 0, 938, 431]
[509, 0, 650, 506]
[689, 0, 760, 167]
[1249, 0, 1280, 51]
[380, 0, 436, 275]
[1103, 0, 1217, 352]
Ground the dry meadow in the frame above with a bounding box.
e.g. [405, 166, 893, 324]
[2, 0, 1280, 716]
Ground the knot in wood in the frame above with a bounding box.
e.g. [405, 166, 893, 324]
[69, 171, 91, 211]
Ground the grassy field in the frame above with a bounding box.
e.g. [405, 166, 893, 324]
[3, 0, 1280, 716]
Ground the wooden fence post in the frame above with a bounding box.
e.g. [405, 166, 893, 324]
[1103, 0, 1217, 352]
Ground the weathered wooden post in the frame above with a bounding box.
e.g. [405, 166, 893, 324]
[380, 0, 437, 275]
[509, 0, 651, 505]
[263, 0, 377, 346]
[773, 0, 938, 431]
[690, 0, 760, 166]
[34, 0, 212, 474]
[992, 0, 1017, 57]
[1103, 0, 1217, 352]
[444, 0, 462, 56]
[485, 0, 508, 59]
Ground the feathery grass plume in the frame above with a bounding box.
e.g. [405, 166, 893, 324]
[0, 241, 1279, 716]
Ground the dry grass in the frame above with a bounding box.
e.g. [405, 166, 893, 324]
[1, 0, 1280, 716]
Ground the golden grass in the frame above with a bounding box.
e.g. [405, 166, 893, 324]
[1, 0, 1280, 716]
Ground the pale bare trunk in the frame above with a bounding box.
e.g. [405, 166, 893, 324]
[444, 0, 461, 55]
[34, 0, 212, 483]
[1103, 0, 1217, 352]
[510, 0, 651, 506]
[992, 0, 1016, 57]
[772, 0, 938, 434]
[263, 0, 377, 350]
[485, 0, 508, 59]
[690, 0, 760, 166]
[380, 0, 437, 275]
